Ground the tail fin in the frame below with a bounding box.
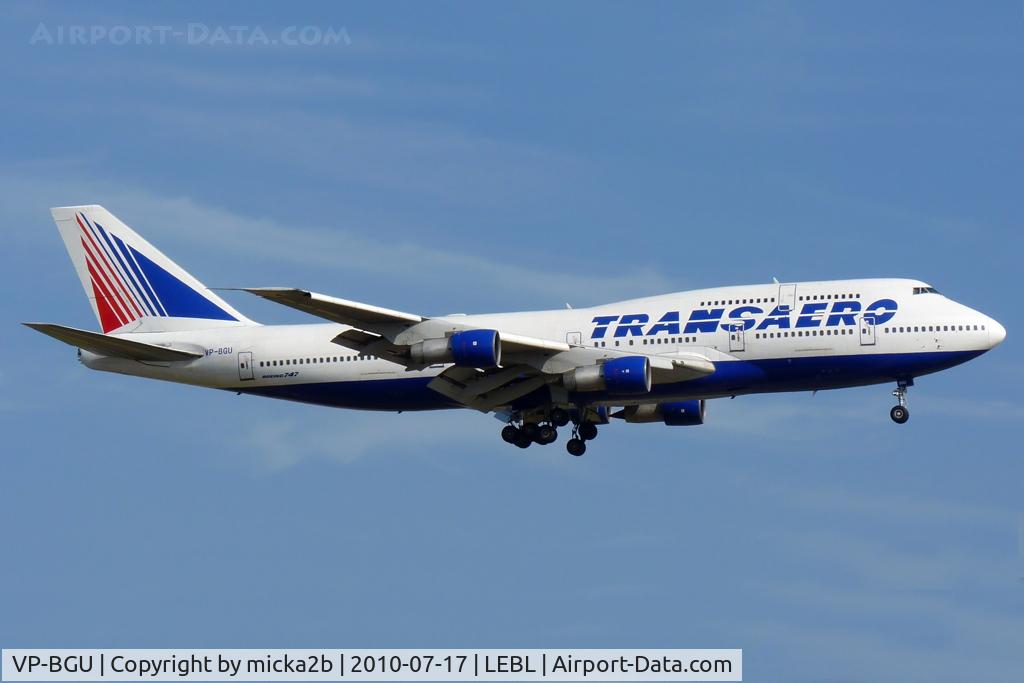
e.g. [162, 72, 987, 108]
[50, 205, 255, 332]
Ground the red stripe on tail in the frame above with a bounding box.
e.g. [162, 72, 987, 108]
[86, 257, 126, 332]
[77, 214, 143, 320]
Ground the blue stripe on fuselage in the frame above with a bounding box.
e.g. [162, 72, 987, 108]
[229, 350, 984, 411]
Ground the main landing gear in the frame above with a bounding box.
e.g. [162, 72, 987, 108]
[499, 408, 598, 456]
[889, 379, 912, 424]
[565, 420, 598, 457]
[501, 420, 558, 449]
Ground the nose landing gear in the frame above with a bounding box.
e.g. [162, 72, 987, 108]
[890, 379, 912, 424]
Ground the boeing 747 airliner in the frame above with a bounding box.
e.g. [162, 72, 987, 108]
[27, 206, 1006, 455]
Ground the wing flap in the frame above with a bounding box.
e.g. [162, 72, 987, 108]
[330, 329, 409, 365]
[427, 365, 549, 411]
[650, 354, 717, 382]
[24, 323, 202, 361]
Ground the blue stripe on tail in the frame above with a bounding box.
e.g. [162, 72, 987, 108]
[129, 245, 237, 321]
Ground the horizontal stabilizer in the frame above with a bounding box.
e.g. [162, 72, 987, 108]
[23, 323, 202, 361]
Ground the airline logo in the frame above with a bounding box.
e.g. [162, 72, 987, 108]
[75, 212, 236, 332]
[591, 299, 898, 338]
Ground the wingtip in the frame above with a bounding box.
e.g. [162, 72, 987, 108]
[243, 287, 312, 298]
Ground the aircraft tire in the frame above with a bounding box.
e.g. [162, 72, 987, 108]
[501, 425, 519, 443]
[579, 422, 598, 441]
[550, 408, 570, 427]
[537, 425, 557, 444]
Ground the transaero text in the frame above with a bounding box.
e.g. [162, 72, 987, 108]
[591, 299, 898, 338]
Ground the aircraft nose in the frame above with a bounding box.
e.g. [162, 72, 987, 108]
[988, 318, 1006, 348]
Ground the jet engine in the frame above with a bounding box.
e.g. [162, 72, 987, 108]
[614, 400, 706, 425]
[562, 356, 652, 394]
[410, 329, 502, 368]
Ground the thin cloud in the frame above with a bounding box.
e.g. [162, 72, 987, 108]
[3, 171, 674, 308]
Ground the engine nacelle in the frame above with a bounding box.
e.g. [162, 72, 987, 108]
[660, 400, 706, 426]
[562, 356, 652, 395]
[451, 329, 501, 367]
[616, 400, 706, 425]
[409, 329, 502, 368]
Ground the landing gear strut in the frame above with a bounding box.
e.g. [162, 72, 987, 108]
[890, 379, 911, 424]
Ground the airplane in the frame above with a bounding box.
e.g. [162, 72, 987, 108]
[26, 205, 1006, 456]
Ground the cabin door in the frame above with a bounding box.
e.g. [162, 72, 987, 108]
[238, 351, 254, 380]
[728, 323, 745, 352]
[858, 315, 876, 346]
[778, 283, 797, 312]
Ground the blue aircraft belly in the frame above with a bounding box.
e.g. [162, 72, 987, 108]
[232, 350, 982, 411]
[608, 349, 983, 401]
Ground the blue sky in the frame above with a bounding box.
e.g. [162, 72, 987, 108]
[2, 2, 1022, 681]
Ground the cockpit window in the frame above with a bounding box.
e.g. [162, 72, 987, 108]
[913, 286, 940, 295]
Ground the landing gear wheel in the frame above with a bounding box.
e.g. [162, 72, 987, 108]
[536, 424, 557, 445]
[514, 434, 533, 448]
[501, 425, 519, 443]
[890, 405, 909, 424]
[566, 438, 586, 456]
[550, 408, 570, 427]
[578, 422, 598, 441]
[521, 423, 539, 442]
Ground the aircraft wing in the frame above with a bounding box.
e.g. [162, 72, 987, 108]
[245, 288, 423, 328]
[23, 323, 203, 361]
[245, 287, 570, 358]
[246, 288, 716, 410]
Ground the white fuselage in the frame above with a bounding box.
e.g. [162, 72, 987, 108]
[81, 278, 1005, 411]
